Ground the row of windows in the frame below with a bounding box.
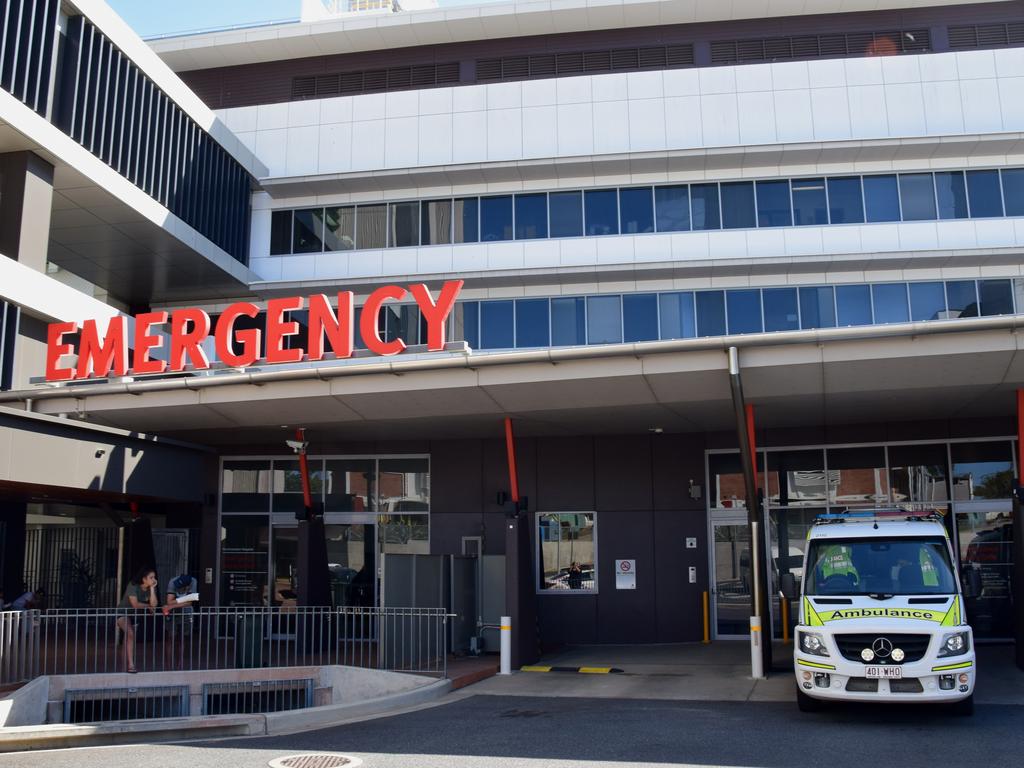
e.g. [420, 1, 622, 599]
[0, 0, 58, 116]
[268, 168, 1024, 255]
[461, 279, 1019, 350]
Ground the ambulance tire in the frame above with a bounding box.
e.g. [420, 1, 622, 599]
[796, 685, 824, 712]
[949, 694, 974, 717]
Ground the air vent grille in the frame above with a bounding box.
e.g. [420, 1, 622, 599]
[291, 61, 461, 99]
[476, 43, 695, 82]
[711, 29, 930, 64]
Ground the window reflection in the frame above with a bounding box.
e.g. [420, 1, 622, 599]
[538, 513, 597, 591]
[951, 442, 1014, 501]
[827, 447, 889, 507]
[889, 444, 949, 503]
[766, 450, 827, 507]
[709, 452, 746, 509]
[378, 457, 430, 512]
[325, 459, 376, 512]
[222, 460, 271, 513]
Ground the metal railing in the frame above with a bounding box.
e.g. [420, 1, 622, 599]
[0, 606, 450, 685]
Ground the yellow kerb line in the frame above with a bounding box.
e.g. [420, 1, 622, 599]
[520, 665, 551, 672]
[578, 667, 612, 674]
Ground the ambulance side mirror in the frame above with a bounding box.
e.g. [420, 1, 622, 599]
[961, 568, 982, 599]
[780, 573, 798, 600]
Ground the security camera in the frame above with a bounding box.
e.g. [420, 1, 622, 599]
[285, 439, 308, 453]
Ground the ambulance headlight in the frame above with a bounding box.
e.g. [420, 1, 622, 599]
[799, 631, 829, 657]
[938, 631, 969, 657]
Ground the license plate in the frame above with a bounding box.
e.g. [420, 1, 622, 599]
[865, 666, 902, 679]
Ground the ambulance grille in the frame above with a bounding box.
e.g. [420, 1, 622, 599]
[834, 633, 930, 664]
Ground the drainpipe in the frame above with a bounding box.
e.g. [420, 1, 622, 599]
[728, 347, 771, 678]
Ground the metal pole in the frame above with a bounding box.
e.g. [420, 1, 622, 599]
[500, 615, 512, 675]
[1015, 391, 1024, 670]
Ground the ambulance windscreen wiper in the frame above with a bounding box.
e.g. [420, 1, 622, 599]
[868, 592, 893, 600]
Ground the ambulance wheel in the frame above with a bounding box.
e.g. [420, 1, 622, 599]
[949, 694, 974, 717]
[796, 685, 824, 712]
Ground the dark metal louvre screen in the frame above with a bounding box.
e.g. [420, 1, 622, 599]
[0, 0, 59, 116]
[949, 22, 1024, 50]
[292, 61, 461, 99]
[202, 679, 315, 715]
[0, 300, 19, 392]
[54, 16, 251, 265]
[711, 29, 930, 63]
[477, 43, 695, 82]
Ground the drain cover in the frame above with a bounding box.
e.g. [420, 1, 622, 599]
[268, 755, 362, 768]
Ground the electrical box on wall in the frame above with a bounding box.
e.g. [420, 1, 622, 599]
[686, 537, 697, 549]
[688, 566, 697, 584]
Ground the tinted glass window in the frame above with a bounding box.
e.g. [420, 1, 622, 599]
[792, 178, 827, 226]
[549, 191, 583, 238]
[696, 291, 726, 337]
[899, 173, 937, 221]
[623, 293, 658, 342]
[480, 301, 514, 349]
[1002, 169, 1024, 216]
[872, 283, 910, 324]
[946, 280, 979, 318]
[325, 205, 355, 251]
[835, 285, 873, 326]
[421, 199, 452, 245]
[515, 193, 548, 240]
[827, 177, 864, 224]
[935, 171, 968, 220]
[293, 208, 324, 253]
[454, 197, 479, 243]
[966, 170, 1003, 218]
[388, 201, 420, 247]
[756, 180, 792, 227]
[480, 196, 513, 242]
[863, 175, 901, 223]
[619, 187, 654, 234]
[356, 204, 387, 249]
[721, 182, 756, 229]
[763, 288, 799, 331]
[799, 286, 836, 329]
[979, 279, 1014, 316]
[270, 210, 292, 255]
[909, 282, 946, 321]
[659, 292, 696, 339]
[726, 290, 763, 334]
[586, 295, 622, 344]
[462, 302, 479, 349]
[584, 189, 619, 236]
[551, 297, 586, 346]
[655, 185, 690, 232]
[691, 183, 721, 230]
[515, 298, 550, 347]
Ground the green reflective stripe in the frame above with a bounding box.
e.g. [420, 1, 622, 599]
[797, 659, 836, 670]
[804, 598, 824, 627]
[940, 597, 961, 627]
[932, 661, 973, 672]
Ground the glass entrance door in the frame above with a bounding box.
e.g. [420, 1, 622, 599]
[712, 519, 751, 637]
[270, 523, 377, 609]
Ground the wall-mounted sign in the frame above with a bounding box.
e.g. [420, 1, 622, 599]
[615, 559, 636, 590]
[44, 280, 464, 382]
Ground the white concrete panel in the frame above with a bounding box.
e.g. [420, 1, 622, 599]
[593, 73, 628, 102]
[453, 84, 486, 112]
[418, 114, 454, 166]
[351, 93, 386, 120]
[919, 52, 959, 82]
[385, 116, 420, 168]
[255, 128, 288, 176]
[628, 99, 667, 152]
[348, 250, 384, 278]
[998, 78, 1024, 131]
[627, 70, 664, 100]
[633, 233, 671, 262]
[224, 105, 257, 133]
[773, 90, 814, 143]
[280, 254, 318, 280]
[557, 103, 595, 156]
[844, 57, 884, 87]
[250, 209, 271, 260]
[707, 230, 748, 259]
[452, 245, 484, 273]
[961, 79, 1004, 133]
[596, 236, 633, 264]
[807, 58, 846, 89]
[745, 228, 786, 258]
[783, 226, 824, 257]
[556, 76, 592, 105]
[670, 231, 709, 261]
[236, 131, 257, 154]
[256, 102, 288, 131]
[386, 90, 420, 118]
[313, 251, 350, 280]
[847, 85, 889, 138]
[522, 239, 561, 268]
[881, 55, 921, 85]
[771, 61, 809, 91]
[665, 96, 702, 149]
[884, 83, 927, 137]
[560, 237, 598, 266]
[699, 66, 736, 95]
[737, 92, 777, 145]
[286, 126, 319, 176]
[935, 220, 979, 250]
[859, 224, 900, 253]
[735, 63, 773, 93]
[318, 123, 353, 173]
[897, 222, 940, 251]
[663, 68, 700, 97]
[523, 78, 557, 107]
[350, 119, 387, 171]
[994, 47, 1024, 78]
[321, 96, 354, 124]
[452, 111, 488, 162]
[922, 81, 965, 135]
[287, 99, 321, 127]
[956, 50, 997, 80]
[380, 248, 418, 275]
[973, 219, 1017, 248]
[810, 87, 851, 141]
[487, 108, 523, 161]
[820, 225, 862, 255]
[417, 245, 454, 274]
[522, 106, 558, 158]
[486, 81, 523, 110]
[419, 88, 453, 116]
[249, 256, 283, 282]
[700, 94, 740, 147]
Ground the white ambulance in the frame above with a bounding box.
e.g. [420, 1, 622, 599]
[782, 510, 981, 715]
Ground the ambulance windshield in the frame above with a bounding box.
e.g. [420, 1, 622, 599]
[805, 536, 957, 596]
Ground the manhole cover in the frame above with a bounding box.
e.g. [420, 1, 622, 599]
[268, 755, 362, 768]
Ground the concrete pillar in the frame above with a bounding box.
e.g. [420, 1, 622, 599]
[0, 151, 54, 272]
[0, 501, 28, 603]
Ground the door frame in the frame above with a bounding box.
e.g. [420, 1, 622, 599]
[708, 510, 751, 640]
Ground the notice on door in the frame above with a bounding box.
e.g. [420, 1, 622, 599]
[615, 559, 636, 590]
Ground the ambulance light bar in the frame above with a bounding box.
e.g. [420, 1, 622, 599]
[814, 508, 943, 525]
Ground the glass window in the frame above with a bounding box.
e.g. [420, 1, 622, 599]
[619, 187, 654, 234]
[270, 210, 292, 255]
[293, 208, 325, 253]
[462, 302, 479, 349]
[889, 444, 949, 503]
[655, 185, 690, 232]
[966, 170, 1004, 218]
[220, 516, 269, 607]
[935, 171, 968, 220]
[584, 189, 619, 236]
[549, 191, 583, 238]
[325, 458, 376, 512]
[766, 449, 826, 506]
[899, 173, 937, 221]
[388, 201, 420, 247]
[709, 452, 746, 509]
[658, 292, 696, 339]
[691, 183, 721, 230]
[726, 289, 763, 334]
[721, 182, 756, 229]
[756, 180, 792, 227]
[480, 195, 513, 242]
[380, 514, 429, 555]
[909, 282, 946, 321]
[792, 178, 828, 226]
[273, 459, 326, 516]
[454, 197, 479, 243]
[515, 298, 550, 347]
[799, 286, 836, 329]
[696, 291, 726, 337]
[805, 537, 956, 596]
[421, 199, 452, 245]
[480, 301, 514, 349]
[871, 283, 909, 324]
[951, 441, 1013, 501]
[826, 446, 889, 507]
[763, 287, 799, 332]
[222, 460, 271, 513]
[515, 193, 548, 240]
[324, 206, 355, 251]
[946, 280, 979, 318]
[383, 304, 420, 346]
[356, 204, 387, 249]
[979, 279, 1014, 316]
[827, 177, 865, 224]
[378, 457, 430, 513]
[586, 295, 622, 344]
[864, 174, 901, 222]
[538, 513, 597, 592]
[551, 297, 586, 346]
[835, 284, 873, 326]
[623, 293, 658, 342]
[1001, 169, 1024, 216]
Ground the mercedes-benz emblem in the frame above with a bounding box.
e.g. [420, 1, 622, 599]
[871, 637, 894, 658]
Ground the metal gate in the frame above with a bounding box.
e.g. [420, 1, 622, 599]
[23, 527, 120, 608]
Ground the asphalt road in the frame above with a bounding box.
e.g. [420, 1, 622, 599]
[2, 693, 1021, 768]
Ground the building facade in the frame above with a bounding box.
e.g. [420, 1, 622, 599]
[0, 0, 1022, 663]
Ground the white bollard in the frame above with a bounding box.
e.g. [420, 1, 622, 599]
[500, 615, 512, 675]
[750, 615, 765, 679]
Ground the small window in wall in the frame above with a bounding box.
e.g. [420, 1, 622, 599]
[827, 177, 864, 224]
[586, 295, 622, 344]
[584, 189, 619, 236]
[946, 280, 979, 318]
[421, 199, 453, 245]
[1001, 169, 1024, 216]
[481, 195, 513, 241]
[871, 283, 909, 324]
[655, 185, 690, 232]
[515, 193, 548, 240]
[721, 182, 756, 229]
[324, 206, 355, 251]
[864, 175, 901, 223]
[935, 171, 968, 220]
[293, 208, 325, 253]
[551, 297, 586, 346]
[909, 282, 946, 321]
[356, 204, 387, 249]
[270, 211, 292, 255]
[480, 301, 515, 349]
[690, 184, 721, 230]
[454, 198, 479, 243]
[799, 286, 836, 329]
[755, 180, 792, 227]
[898, 173, 937, 221]
[979, 279, 1014, 316]
[388, 201, 420, 247]
[515, 298, 550, 347]
[378, 457, 430, 512]
[619, 187, 654, 234]
[708, 452, 746, 509]
[966, 170, 1003, 218]
[658, 292, 696, 339]
[537, 512, 597, 592]
[763, 288, 799, 332]
[549, 191, 583, 237]
[835, 285, 873, 326]
[791, 178, 828, 226]
[623, 293, 658, 342]
[696, 291, 726, 337]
